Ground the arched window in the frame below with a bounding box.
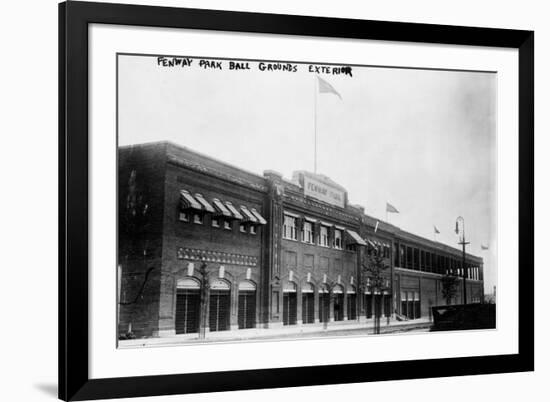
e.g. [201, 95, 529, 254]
[177, 277, 201, 289]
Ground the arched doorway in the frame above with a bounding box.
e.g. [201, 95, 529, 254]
[333, 285, 344, 321]
[347, 286, 357, 320]
[301, 283, 315, 324]
[238, 281, 256, 329]
[209, 279, 231, 332]
[175, 278, 201, 334]
[319, 284, 330, 323]
[283, 282, 297, 325]
[365, 290, 373, 319]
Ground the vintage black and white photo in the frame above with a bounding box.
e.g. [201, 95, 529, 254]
[116, 53, 497, 346]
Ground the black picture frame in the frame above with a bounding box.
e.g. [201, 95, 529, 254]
[59, 1, 534, 400]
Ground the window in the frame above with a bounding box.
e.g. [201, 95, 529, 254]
[394, 242, 400, 266]
[334, 229, 342, 249]
[320, 226, 329, 247]
[179, 212, 189, 222]
[302, 221, 314, 243]
[193, 213, 203, 224]
[413, 248, 419, 270]
[224, 220, 232, 230]
[250, 225, 256, 235]
[211, 217, 220, 228]
[406, 247, 413, 269]
[283, 215, 297, 240]
[426, 252, 431, 271]
[239, 223, 246, 233]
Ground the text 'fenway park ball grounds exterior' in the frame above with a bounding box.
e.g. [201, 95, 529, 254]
[118, 141, 484, 340]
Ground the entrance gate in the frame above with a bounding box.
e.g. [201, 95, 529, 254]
[238, 281, 256, 329]
[175, 278, 201, 334]
[209, 280, 230, 332]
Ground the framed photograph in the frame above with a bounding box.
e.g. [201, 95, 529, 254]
[59, 1, 534, 400]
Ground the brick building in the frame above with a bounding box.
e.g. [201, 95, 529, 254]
[118, 141, 484, 338]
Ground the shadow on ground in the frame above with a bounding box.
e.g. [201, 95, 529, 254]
[34, 383, 57, 398]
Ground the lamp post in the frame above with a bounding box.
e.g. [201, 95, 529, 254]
[197, 260, 210, 340]
[455, 217, 470, 305]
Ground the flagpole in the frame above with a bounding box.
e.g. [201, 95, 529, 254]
[314, 77, 318, 174]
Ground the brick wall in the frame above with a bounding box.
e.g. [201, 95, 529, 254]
[118, 143, 167, 337]
[159, 162, 267, 333]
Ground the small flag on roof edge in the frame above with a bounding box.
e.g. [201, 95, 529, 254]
[386, 202, 399, 214]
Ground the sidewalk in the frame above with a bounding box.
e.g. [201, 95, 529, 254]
[119, 317, 433, 348]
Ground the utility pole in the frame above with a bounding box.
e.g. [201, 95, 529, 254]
[455, 217, 470, 305]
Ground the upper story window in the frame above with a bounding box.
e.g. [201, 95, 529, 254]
[320, 226, 329, 247]
[239, 223, 247, 233]
[250, 225, 257, 235]
[334, 229, 343, 249]
[179, 211, 189, 222]
[283, 215, 297, 240]
[211, 217, 220, 227]
[193, 213, 203, 224]
[224, 220, 232, 230]
[302, 221, 314, 243]
[383, 244, 390, 258]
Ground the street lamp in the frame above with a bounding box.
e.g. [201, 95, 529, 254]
[455, 216, 470, 305]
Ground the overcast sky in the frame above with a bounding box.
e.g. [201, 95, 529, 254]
[118, 54, 497, 295]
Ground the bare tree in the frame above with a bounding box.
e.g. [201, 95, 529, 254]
[441, 273, 459, 305]
[360, 249, 390, 334]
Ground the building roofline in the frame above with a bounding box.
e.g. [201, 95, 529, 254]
[120, 140, 268, 182]
[119, 141, 483, 263]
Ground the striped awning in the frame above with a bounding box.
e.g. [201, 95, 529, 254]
[180, 190, 202, 211]
[250, 208, 267, 225]
[346, 230, 367, 246]
[212, 198, 232, 217]
[225, 202, 243, 220]
[194, 193, 215, 213]
[240, 206, 258, 223]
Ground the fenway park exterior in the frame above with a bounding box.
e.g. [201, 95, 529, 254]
[118, 141, 485, 339]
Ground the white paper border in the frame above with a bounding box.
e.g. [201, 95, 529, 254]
[89, 24, 518, 379]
